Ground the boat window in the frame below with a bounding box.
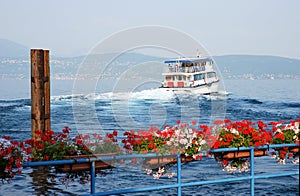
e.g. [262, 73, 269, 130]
[178, 75, 182, 80]
[200, 65, 205, 71]
[166, 76, 172, 81]
[200, 73, 205, 79]
[172, 76, 177, 80]
[194, 73, 205, 81]
[194, 74, 198, 81]
[183, 75, 186, 80]
[207, 72, 216, 78]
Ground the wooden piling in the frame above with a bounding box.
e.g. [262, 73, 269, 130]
[31, 49, 50, 140]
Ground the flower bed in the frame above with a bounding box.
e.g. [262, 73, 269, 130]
[30, 127, 121, 161]
[208, 120, 273, 173]
[270, 120, 300, 164]
[122, 122, 208, 158]
[0, 136, 31, 182]
[25, 127, 121, 185]
[121, 121, 208, 178]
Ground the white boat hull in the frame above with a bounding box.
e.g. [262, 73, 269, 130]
[160, 82, 219, 94]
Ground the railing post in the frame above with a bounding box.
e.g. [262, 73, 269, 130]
[90, 161, 96, 194]
[177, 154, 181, 196]
[250, 147, 255, 196]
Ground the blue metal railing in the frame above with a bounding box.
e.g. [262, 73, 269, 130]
[22, 143, 299, 196]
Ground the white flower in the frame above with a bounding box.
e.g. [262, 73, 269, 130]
[90, 146, 96, 152]
[230, 128, 239, 135]
[179, 138, 188, 145]
[153, 172, 162, 179]
[145, 168, 152, 175]
[192, 132, 197, 138]
[199, 140, 206, 145]
[185, 143, 192, 149]
[158, 167, 165, 173]
[294, 122, 299, 134]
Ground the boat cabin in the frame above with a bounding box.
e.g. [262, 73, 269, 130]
[161, 57, 218, 88]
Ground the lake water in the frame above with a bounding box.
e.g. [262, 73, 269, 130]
[0, 79, 299, 195]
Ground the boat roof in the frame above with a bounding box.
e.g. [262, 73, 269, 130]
[164, 57, 211, 64]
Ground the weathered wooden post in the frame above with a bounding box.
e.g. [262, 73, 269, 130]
[31, 49, 50, 140]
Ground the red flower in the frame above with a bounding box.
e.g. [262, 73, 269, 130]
[194, 154, 202, 160]
[62, 127, 70, 134]
[113, 130, 118, 136]
[35, 130, 42, 135]
[213, 141, 220, 149]
[254, 141, 261, 147]
[224, 119, 231, 124]
[222, 159, 229, 165]
[41, 135, 48, 141]
[199, 125, 208, 130]
[76, 139, 83, 145]
[46, 130, 54, 135]
[275, 133, 285, 141]
[62, 134, 67, 138]
[148, 143, 156, 149]
[84, 145, 89, 151]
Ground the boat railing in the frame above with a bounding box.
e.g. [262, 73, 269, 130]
[22, 143, 299, 196]
[166, 66, 205, 74]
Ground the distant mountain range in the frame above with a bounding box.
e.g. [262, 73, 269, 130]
[0, 39, 29, 58]
[214, 55, 300, 74]
[213, 55, 300, 79]
[0, 39, 299, 80]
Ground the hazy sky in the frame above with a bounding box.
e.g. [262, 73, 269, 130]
[1, 0, 300, 59]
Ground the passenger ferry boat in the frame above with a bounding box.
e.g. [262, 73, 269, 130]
[160, 55, 219, 94]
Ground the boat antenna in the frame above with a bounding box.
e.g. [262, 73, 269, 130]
[196, 49, 200, 58]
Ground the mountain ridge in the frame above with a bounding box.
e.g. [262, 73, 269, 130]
[0, 39, 299, 79]
[0, 39, 29, 58]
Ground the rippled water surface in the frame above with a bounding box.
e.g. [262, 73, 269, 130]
[0, 79, 299, 195]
